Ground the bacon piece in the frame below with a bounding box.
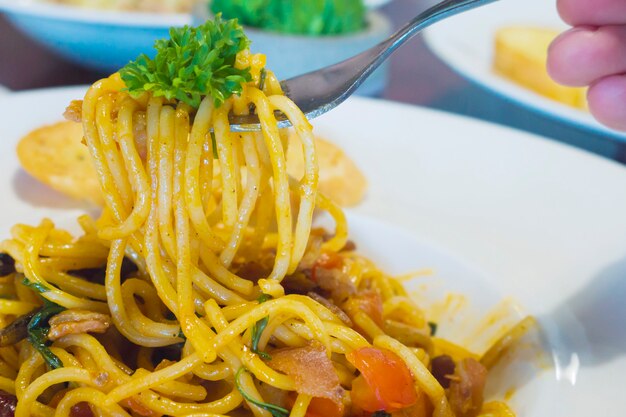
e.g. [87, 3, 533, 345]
[268, 341, 344, 404]
[345, 290, 384, 327]
[447, 358, 488, 417]
[64, 100, 83, 123]
[48, 310, 111, 341]
[307, 292, 352, 327]
[384, 319, 432, 351]
[313, 252, 343, 274]
[312, 265, 356, 304]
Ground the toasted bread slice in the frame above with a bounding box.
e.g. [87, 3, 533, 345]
[16, 121, 104, 205]
[287, 134, 367, 207]
[494, 26, 588, 109]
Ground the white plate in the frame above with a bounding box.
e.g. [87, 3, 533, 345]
[423, 0, 626, 141]
[2, 87, 626, 416]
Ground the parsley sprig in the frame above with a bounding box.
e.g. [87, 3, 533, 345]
[235, 367, 289, 417]
[21, 277, 65, 369]
[250, 293, 272, 360]
[27, 299, 66, 370]
[120, 15, 252, 109]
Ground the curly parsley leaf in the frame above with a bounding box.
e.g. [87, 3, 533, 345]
[120, 15, 252, 109]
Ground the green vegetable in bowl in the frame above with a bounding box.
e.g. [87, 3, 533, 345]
[210, 0, 366, 36]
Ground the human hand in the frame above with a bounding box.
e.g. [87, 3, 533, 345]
[547, 0, 626, 130]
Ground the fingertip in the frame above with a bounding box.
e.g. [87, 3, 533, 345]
[588, 75, 626, 131]
[557, 0, 626, 26]
[547, 27, 597, 87]
[556, 0, 594, 26]
[547, 30, 571, 84]
[556, 0, 577, 26]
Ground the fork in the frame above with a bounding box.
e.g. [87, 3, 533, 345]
[229, 0, 499, 132]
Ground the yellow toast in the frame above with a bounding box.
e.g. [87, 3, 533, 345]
[493, 26, 588, 110]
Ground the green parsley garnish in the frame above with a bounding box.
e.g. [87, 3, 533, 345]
[27, 299, 66, 369]
[251, 293, 272, 360]
[120, 15, 252, 109]
[22, 276, 49, 294]
[235, 367, 289, 417]
[258, 68, 267, 91]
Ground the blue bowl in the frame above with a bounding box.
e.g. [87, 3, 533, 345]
[0, 0, 190, 72]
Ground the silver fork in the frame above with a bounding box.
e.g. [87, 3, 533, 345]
[229, 0, 499, 132]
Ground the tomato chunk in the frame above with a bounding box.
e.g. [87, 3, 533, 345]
[348, 290, 384, 327]
[346, 347, 417, 412]
[305, 397, 344, 417]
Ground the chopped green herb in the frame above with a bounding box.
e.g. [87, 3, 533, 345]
[257, 293, 272, 304]
[120, 15, 252, 109]
[235, 367, 289, 417]
[428, 321, 438, 336]
[27, 299, 66, 369]
[251, 294, 272, 360]
[21, 276, 49, 294]
[211, 0, 366, 35]
[210, 131, 219, 159]
[258, 68, 267, 91]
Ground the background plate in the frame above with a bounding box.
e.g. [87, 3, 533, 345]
[423, 0, 626, 141]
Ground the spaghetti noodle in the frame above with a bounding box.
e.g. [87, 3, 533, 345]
[0, 18, 530, 417]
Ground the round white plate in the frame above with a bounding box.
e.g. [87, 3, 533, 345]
[422, 0, 626, 141]
[2, 87, 626, 416]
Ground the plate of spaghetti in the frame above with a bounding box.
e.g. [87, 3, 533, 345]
[0, 15, 625, 417]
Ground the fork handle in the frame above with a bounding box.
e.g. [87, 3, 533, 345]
[349, 0, 501, 96]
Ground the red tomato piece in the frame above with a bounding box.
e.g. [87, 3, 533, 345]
[305, 397, 344, 417]
[346, 347, 417, 412]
